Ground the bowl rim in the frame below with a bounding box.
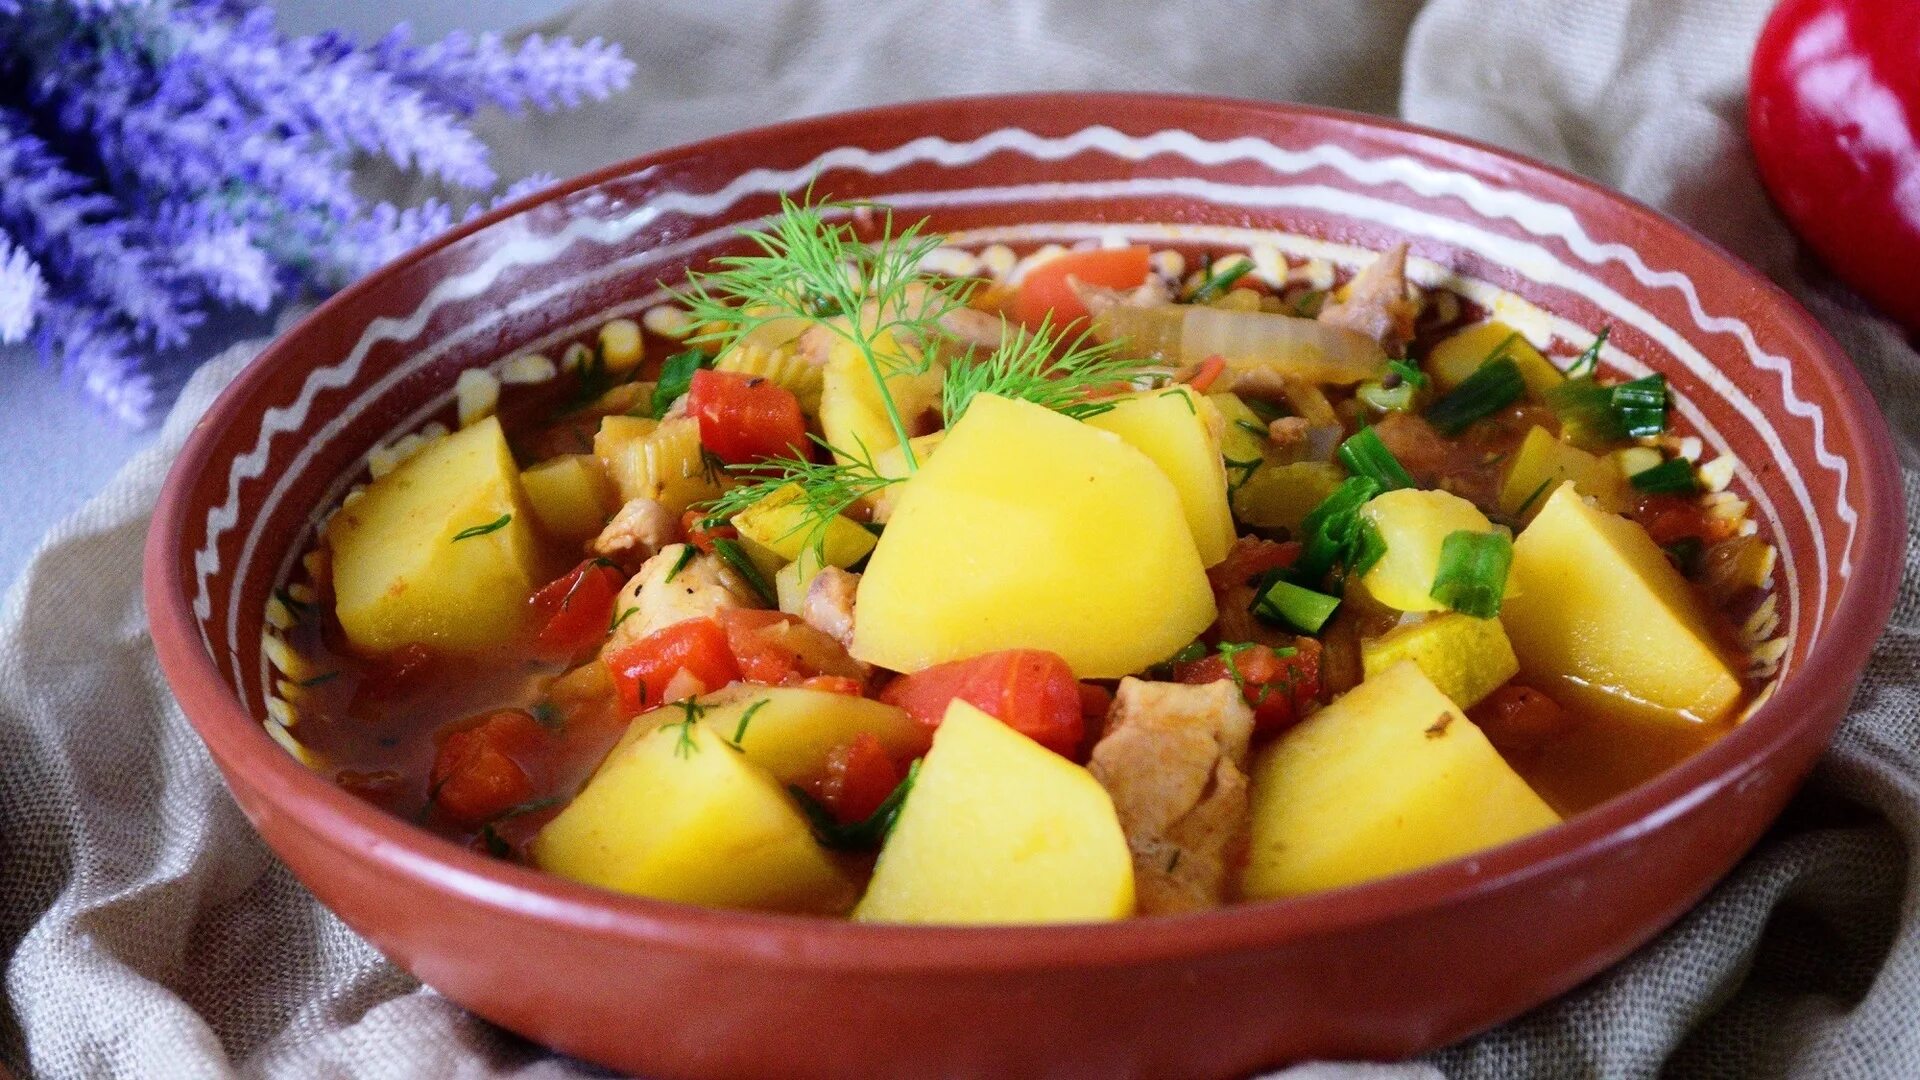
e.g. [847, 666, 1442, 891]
[145, 90, 1909, 974]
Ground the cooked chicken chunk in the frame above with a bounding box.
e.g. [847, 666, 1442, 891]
[604, 543, 756, 655]
[1088, 678, 1256, 914]
[802, 566, 859, 650]
[589, 497, 677, 567]
[1318, 242, 1418, 354]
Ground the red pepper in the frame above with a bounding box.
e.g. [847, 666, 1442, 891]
[879, 649, 1084, 757]
[1750, 0, 1920, 333]
[603, 617, 742, 713]
[816, 732, 903, 824]
[429, 708, 549, 827]
[528, 560, 626, 658]
[1174, 640, 1323, 734]
[686, 368, 809, 465]
[1011, 247, 1152, 329]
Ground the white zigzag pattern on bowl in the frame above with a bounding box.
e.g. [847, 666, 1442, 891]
[195, 124, 1841, 705]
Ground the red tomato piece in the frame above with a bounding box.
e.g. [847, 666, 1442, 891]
[817, 732, 903, 824]
[603, 617, 742, 713]
[429, 708, 549, 826]
[679, 509, 737, 554]
[1077, 681, 1115, 720]
[1012, 247, 1152, 329]
[1207, 537, 1303, 593]
[716, 608, 866, 689]
[1633, 494, 1737, 547]
[1174, 639, 1323, 734]
[687, 368, 808, 465]
[879, 649, 1084, 757]
[529, 560, 626, 657]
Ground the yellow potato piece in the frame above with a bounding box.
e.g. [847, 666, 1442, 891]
[1359, 612, 1518, 709]
[851, 394, 1216, 678]
[732, 482, 877, 575]
[521, 454, 616, 544]
[855, 701, 1133, 924]
[1501, 484, 1742, 726]
[1084, 385, 1236, 566]
[1207, 390, 1271, 467]
[328, 416, 541, 653]
[818, 330, 944, 467]
[1428, 321, 1564, 398]
[1358, 488, 1504, 613]
[1498, 426, 1627, 524]
[1243, 661, 1560, 898]
[696, 684, 927, 785]
[1232, 460, 1344, 533]
[533, 721, 850, 913]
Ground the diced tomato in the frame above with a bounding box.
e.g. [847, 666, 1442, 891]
[1175, 639, 1323, 734]
[879, 649, 1084, 757]
[1208, 537, 1303, 593]
[529, 560, 626, 657]
[687, 368, 808, 465]
[1634, 493, 1738, 547]
[716, 608, 865, 689]
[817, 732, 903, 824]
[679, 509, 736, 554]
[429, 708, 549, 826]
[801, 674, 866, 696]
[603, 617, 742, 712]
[1185, 354, 1228, 394]
[1077, 681, 1115, 719]
[1012, 247, 1152, 329]
[1470, 684, 1573, 756]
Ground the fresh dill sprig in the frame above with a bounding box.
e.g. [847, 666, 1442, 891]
[672, 193, 974, 472]
[697, 434, 903, 561]
[940, 316, 1155, 425]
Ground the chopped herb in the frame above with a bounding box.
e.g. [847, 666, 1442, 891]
[1293, 475, 1384, 583]
[608, 606, 639, 635]
[1233, 418, 1269, 439]
[274, 587, 310, 617]
[790, 758, 923, 850]
[1349, 519, 1388, 578]
[1289, 290, 1326, 318]
[1513, 478, 1554, 520]
[730, 699, 769, 745]
[488, 795, 564, 823]
[1172, 641, 1210, 665]
[1386, 359, 1429, 389]
[1560, 326, 1610, 379]
[1166, 849, 1183, 873]
[650, 349, 710, 419]
[561, 341, 614, 413]
[1356, 379, 1416, 413]
[1224, 455, 1263, 497]
[941, 316, 1152, 425]
[1161, 387, 1199, 413]
[452, 514, 512, 542]
[664, 544, 697, 583]
[1252, 577, 1342, 634]
[697, 436, 903, 562]
[478, 825, 512, 858]
[1610, 375, 1671, 438]
[295, 670, 339, 688]
[1187, 259, 1254, 303]
[1663, 536, 1707, 576]
[669, 699, 705, 759]
[1425, 356, 1524, 436]
[1630, 456, 1699, 494]
[1243, 397, 1286, 424]
[712, 537, 778, 606]
[1429, 530, 1514, 618]
[1548, 372, 1670, 445]
[1336, 426, 1414, 490]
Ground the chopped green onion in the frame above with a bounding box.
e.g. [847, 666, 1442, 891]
[1629, 456, 1699, 494]
[1252, 576, 1343, 633]
[650, 348, 711, 418]
[1560, 326, 1610, 379]
[1356, 380, 1416, 413]
[1349, 519, 1388, 578]
[1663, 536, 1706, 576]
[1188, 259, 1254, 303]
[1610, 375, 1670, 437]
[1425, 356, 1524, 436]
[711, 537, 777, 606]
[1337, 427, 1415, 490]
[1429, 530, 1513, 618]
[1293, 475, 1383, 582]
[1548, 372, 1669, 445]
[452, 513, 512, 541]
[1387, 359, 1429, 389]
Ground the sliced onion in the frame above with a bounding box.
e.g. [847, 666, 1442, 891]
[1180, 307, 1387, 385]
[1090, 303, 1186, 360]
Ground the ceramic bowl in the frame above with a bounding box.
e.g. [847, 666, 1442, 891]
[145, 93, 1905, 1079]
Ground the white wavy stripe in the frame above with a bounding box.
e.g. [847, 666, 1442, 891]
[193, 125, 1837, 702]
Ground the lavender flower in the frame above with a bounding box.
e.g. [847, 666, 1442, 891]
[0, 1, 634, 423]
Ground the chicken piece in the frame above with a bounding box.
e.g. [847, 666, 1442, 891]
[934, 306, 1008, 350]
[801, 566, 859, 650]
[1318, 242, 1419, 354]
[1088, 678, 1256, 914]
[1267, 416, 1310, 454]
[589, 497, 677, 569]
[604, 543, 756, 655]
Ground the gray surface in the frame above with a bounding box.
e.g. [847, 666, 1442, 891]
[0, 2, 569, 591]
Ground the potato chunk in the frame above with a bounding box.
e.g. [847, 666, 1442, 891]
[1359, 612, 1518, 709]
[1428, 320, 1564, 397]
[732, 482, 877, 577]
[851, 394, 1215, 678]
[817, 329, 944, 467]
[696, 684, 928, 784]
[327, 416, 541, 653]
[1497, 426, 1627, 524]
[1243, 661, 1560, 898]
[1501, 484, 1741, 726]
[521, 454, 616, 544]
[532, 721, 850, 913]
[1084, 385, 1235, 566]
[1358, 488, 1504, 613]
[855, 701, 1133, 924]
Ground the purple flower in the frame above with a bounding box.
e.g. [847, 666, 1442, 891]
[0, 229, 45, 344]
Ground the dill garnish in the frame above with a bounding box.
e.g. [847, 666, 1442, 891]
[697, 436, 903, 561]
[731, 699, 769, 745]
[452, 514, 511, 541]
[663, 545, 697, 583]
[939, 317, 1153, 425]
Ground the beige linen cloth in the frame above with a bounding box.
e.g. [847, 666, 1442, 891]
[6, 0, 1920, 1076]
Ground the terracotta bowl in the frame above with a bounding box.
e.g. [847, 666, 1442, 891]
[145, 93, 1904, 1079]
